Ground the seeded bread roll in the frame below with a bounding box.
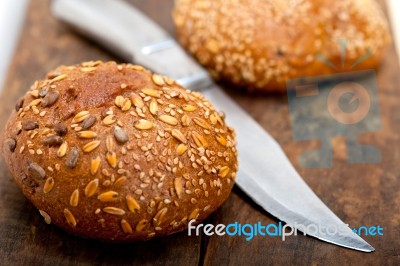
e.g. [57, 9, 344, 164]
[0, 61, 238, 242]
[173, 0, 391, 92]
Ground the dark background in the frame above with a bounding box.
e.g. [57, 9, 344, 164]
[0, 0, 398, 265]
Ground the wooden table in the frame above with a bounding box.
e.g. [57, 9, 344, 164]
[0, 0, 399, 265]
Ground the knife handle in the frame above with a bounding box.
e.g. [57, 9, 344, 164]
[51, 0, 213, 90]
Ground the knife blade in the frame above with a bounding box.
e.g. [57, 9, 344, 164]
[51, 0, 374, 252]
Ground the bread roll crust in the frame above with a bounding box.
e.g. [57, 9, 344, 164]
[0, 61, 238, 242]
[173, 0, 391, 92]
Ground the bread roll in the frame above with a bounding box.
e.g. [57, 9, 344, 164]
[173, 0, 391, 92]
[0, 61, 238, 242]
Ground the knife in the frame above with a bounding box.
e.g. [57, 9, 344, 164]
[51, 0, 374, 252]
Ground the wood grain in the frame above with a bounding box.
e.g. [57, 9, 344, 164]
[0, 0, 399, 265]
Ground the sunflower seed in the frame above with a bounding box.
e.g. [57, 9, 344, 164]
[66, 147, 80, 168]
[41, 90, 59, 107]
[54, 123, 68, 136]
[42, 135, 63, 146]
[15, 98, 24, 112]
[5, 138, 16, 152]
[113, 126, 129, 143]
[39, 86, 49, 97]
[28, 163, 46, 180]
[22, 120, 39, 131]
[81, 115, 96, 129]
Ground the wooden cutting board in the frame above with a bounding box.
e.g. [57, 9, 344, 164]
[0, 0, 398, 265]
